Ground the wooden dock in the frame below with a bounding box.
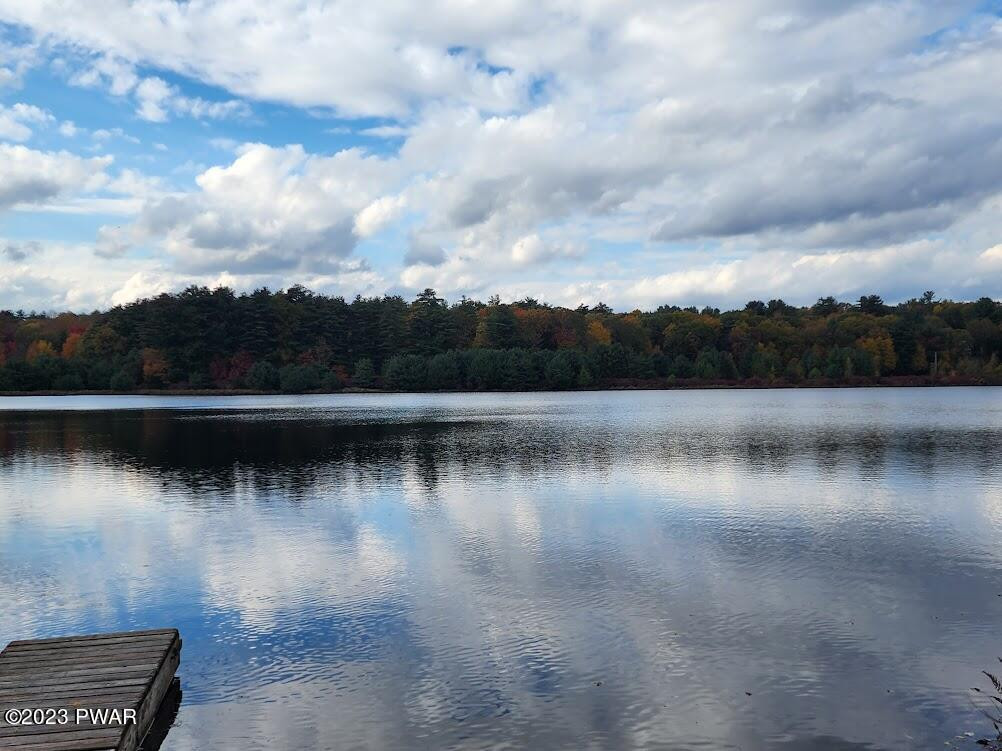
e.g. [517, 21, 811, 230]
[0, 629, 181, 751]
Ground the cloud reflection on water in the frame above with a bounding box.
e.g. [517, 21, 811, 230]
[0, 390, 1000, 750]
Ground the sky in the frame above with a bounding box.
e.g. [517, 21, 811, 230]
[0, 1, 1000, 313]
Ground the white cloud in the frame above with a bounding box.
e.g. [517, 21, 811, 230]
[0, 1, 1001, 308]
[0, 102, 53, 141]
[67, 53, 249, 123]
[133, 76, 171, 122]
[510, 232, 583, 266]
[91, 127, 139, 143]
[134, 75, 248, 122]
[354, 194, 407, 238]
[0, 38, 37, 89]
[979, 244, 1002, 268]
[0, 0, 533, 117]
[0, 144, 111, 211]
[0, 237, 150, 311]
[68, 54, 138, 96]
[94, 224, 134, 258]
[360, 125, 410, 138]
[122, 143, 401, 274]
[208, 137, 237, 151]
[109, 269, 175, 305]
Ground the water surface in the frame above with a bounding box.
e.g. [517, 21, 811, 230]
[1, 389, 1000, 749]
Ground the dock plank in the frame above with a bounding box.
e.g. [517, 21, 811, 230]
[5, 643, 174, 659]
[0, 724, 125, 739]
[1, 648, 168, 663]
[0, 727, 122, 745]
[0, 629, 180, 751]
[0, 694, 141, 711]
[6, 631, 176, 649]
[0, 661, 161, 677]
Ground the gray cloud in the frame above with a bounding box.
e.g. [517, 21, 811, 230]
[1, 240, 40, 261]
[0, 144, 110, 212]
[0, 175, 68, 208]
[403, 232, 447, 267]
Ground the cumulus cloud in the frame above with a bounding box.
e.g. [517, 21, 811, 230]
[109, 270, 176, 305]
[509, 233, 583, 266]
[0, 238, 149, 311]
[91, 127, 139, 143]
[0, 38, 36, 89]
[980, 244, 1002, 268]
[0, 1, 1001, 307]
[67, 53, 248, 123]
[0, 144, 111, 211]
[119, 143, 402, 274]
[68, 53, 137, 95]
[0, 1, 533, 117]
[403, 232, 446, 267]
[1, 240, 41, 261]
[134, 75, 248, 122]
[0, 102, 52, 141]
[354, 194, 407, 238]
[94, 225, 133, 258]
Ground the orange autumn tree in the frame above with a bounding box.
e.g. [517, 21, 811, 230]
[141, 348, 169, 387]
[62, 331, 84, 359]
[586, 319, 612, 347]
[25, 339, 57, 362]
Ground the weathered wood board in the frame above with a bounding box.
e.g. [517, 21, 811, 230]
[0, 629, 181, 751]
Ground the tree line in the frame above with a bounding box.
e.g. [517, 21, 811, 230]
[1, 286, 1001, 393]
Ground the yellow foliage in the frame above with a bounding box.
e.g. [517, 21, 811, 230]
[586, 319, 612, 346]
[911, 342, 928, 373]
[857, 332, 897, 375]
[25, 339, 56, 363]
[141, 348, 169, 384]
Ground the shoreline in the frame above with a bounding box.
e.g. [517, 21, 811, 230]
[0, 375, 997, 398]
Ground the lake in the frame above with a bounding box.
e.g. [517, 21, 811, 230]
[1, 388, 1000, 750]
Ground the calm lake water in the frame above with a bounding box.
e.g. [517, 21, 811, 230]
[1, 388, 1000, 750]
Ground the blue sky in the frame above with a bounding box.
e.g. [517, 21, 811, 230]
[0, 1, 1000, 312]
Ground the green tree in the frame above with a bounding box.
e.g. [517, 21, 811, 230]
[671, 354, 694, 378]
[246, 361, 280, 391]
[467, 349, 506, 389]
[279, 363, 321, 393]
[427, 351, 462, 390]
[784, 357, 805, 383]
[503, 349, 537, 389]
[545, 350, 580, 389]
[408, 289, 450, 355]
[382, 354, 428, 391]
[109, 367, 137, 392]
[352, 358, 376, 388]
[812, 297, 841, 316]
[321, 369, 345, 392]
[694, 349, 721, 380]
[858, 295, 886, 315]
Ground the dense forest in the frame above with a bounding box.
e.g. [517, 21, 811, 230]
[1, 287, 1001, 393]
